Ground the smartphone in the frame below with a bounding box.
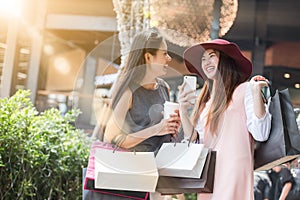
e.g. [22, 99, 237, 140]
[183, 76, 197, 104]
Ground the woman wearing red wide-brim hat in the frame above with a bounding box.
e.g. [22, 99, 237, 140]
[178, 39, 272, 200]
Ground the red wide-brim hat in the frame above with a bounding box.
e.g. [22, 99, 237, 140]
[183, 39, 252, 82]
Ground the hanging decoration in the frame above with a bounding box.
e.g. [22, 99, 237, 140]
[149, 0, 238, 47]
[112, 0, 238, 62]
[112, 0, 148, 68]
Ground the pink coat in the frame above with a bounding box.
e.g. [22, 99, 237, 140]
[198, 82, 254, 200]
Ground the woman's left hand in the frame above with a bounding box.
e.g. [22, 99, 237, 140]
[250, 75, 269, 92]
[250, 75, 270, 119]
[177, 82, 196, 114]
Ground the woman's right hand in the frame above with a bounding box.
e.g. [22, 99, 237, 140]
[157, 112, 181, 137]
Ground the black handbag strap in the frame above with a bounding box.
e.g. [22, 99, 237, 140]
[261, 83, 273, 102]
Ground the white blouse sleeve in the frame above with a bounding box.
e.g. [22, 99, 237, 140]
[245, 82, 272, 142]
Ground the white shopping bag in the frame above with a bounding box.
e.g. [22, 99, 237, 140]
[155, 143, 208, 178]
[94, 148, 158, 192]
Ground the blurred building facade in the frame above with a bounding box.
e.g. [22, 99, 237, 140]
[0, 0, 300, 131]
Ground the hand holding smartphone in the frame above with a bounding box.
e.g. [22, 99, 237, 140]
[183, 76, 197, 104]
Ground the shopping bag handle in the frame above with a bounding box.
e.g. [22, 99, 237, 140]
[261, 83, 277, 99]
[179, 127, 195, 147]
[111, 134, 127, 153]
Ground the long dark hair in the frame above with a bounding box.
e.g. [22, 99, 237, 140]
[192, 52, 244, 134]
[111, 30, 164, 109]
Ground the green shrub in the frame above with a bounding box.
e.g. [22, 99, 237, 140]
[0, 90, 91, 199]
[184, 193, 197, 200]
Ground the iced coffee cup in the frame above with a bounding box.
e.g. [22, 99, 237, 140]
[163, 101, 179, 119]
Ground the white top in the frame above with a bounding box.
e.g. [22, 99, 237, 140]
[195, 82, 271, 142]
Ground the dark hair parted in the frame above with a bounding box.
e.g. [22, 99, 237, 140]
[192, 51, 245, 134]
[111, 30, 164, 109]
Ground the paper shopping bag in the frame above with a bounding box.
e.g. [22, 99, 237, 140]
[83, 141, 149, 199]
[254, 88, 300, 171]
[94, 148, 158, 192]
[84, 141, 128, 190]
[156, 150, 216, 194]
[83, 168, 149, 200]
[155, 143, 207, 178]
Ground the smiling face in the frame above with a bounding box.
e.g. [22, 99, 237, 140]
[146, 40, 172, 77]
[201, 49, 220, 80]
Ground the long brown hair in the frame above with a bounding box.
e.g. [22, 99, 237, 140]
[191, 52, 245, 134]
[111, 30, 164, 109]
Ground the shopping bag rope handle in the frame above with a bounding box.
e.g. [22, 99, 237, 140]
[111, 133, 127, 153]
[171, 126, 194, 147]
[111, 134, 137, 154]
